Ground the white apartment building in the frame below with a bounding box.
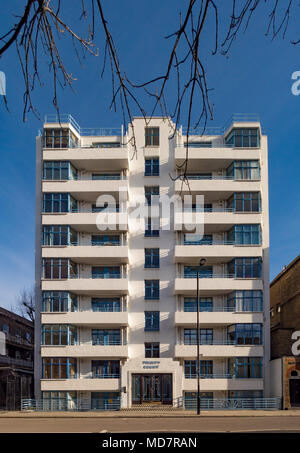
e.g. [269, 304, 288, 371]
[34, 114, 272, 410]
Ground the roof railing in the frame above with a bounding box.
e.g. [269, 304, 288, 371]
[44, 114, 122, 136]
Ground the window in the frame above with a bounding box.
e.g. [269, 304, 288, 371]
[43, 193, 77, 213]
[144, 311, 160, 331]
[228, 357, 263, 378]
[184, 265, 213, 278]
[227, 192, 261, 212]
[276, 304, 281, 313]
[42, 291, 77, 312]
[227, 225, 261, 245]
[225, 128, 260, 148]
[92, 298, 121, 312]
[145, 342, 160, 358]
[25, 332, 31, 342]
[270, 308, 274, 318]
[184, 297, 213, 312]
[42, 358, 77, 379]
[145, 186, 159, 205]
[228, 258, 262, 278]
[43, 128, 78, 148]
[145, 280, 160, 300]
[226, 161, 260, 180]
[145, 158, 159, 176]
[41, 325, 77, 345]
[91, 392, 120, 410]
[42, 391, 77, 410]
[42, 259, 77, 279]
[145, 218, 159, 237]
[145, 127, 159, 147]
[92, 266, 121, 279]
[227, 324, 262, 345]
[91, 235, 120, 246]
[184, 392, 213, 409]
[92, 360, 120, 378]
[184, 329, 213, 345]
[184, 360, 213, 378]
[227, 291, 263, 312]
[92, 329, 121, 345]
[145, 248, 160, 268]
[228, 390, 263, 399]
[42, 226, 78, 246]
[43, 161, 77, 180]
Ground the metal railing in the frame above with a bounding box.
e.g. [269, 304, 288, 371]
[44, 114, 122, 137]
[182, 305, 263, 312]
[182, 339, 236, 346]
[184, 397, 280, 410]
[22, 396, 281, 412]
[182, 273, 236, 279]
[185, 374, 232, 379]
[0, 355, 33, 368]
[177, 240, 235, 246]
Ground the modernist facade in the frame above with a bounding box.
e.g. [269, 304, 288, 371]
[34, 114, 270, 410]
[0, 308, 34, 410]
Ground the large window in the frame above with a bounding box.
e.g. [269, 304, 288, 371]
[91, 298, 121, 312]
[144, 311, 160, 331]
[42, 358, 77, 379]
[91, 392, 120, 410]
[227, 324, 262, 345]
[227, 192, 261, 212]
[226, 161, 260, 180]
[42, 291, 77, 312]
[92, 329, 121, 345]
[184, 297, 213, 312]
[145, 158, 159, 176]
[91, 266, 121, 279]
[145, 127, 159, 147]
[184, 329, 213, 345]
[184, 265, 213, 278]
[43, 259, 77, 279]
[227, 291, 263, 312]
[43, 128, 78, 148]
[42, 391, 77, 410]
[145, 186, 159, 205]
[228, 258, 262, 278]
[225, 128, 260, 148]
[184, 360, 213, 378]
[228, 357, 263, 378]
[145, 248, 160, 268]
[145, 342, 160, 358]
[228, 390, 263, 399]
[43, 161, 77, 180]
[42, 226, 78, 246]
[145, 280, 160, 300]
[227, 225, 261, 245]
[43, 193, 78, 213]
[91, 360, 120, 378]
[41, 325, 77, 345]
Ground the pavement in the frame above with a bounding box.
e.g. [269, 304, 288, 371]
[0, 409, 300, 417]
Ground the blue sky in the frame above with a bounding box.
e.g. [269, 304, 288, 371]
[0, 0, 299, 309]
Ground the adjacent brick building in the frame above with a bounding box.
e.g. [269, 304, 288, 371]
[0, 307, 34, 410]
[270, 254, 300, 408]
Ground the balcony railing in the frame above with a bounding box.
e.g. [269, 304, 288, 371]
[44, 114, 122, 137]
[88, 374, 120, 379]
[182, 339, 261, 346]
[177, 240, 235, 246]
[0, 355, 33, 368]
[185, 373, 233, 379]
[184, 398, 280, 410]
[182, 273, 235, 279]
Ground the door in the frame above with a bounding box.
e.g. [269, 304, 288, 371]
[132, 374, 172, 405]
[290, 379, 300, 406]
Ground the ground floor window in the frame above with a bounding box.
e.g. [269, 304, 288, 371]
[91, 392, 120, 410]
[42, 391, 77, 410]
[184, 392, 213, 409]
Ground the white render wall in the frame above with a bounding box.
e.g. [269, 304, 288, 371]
[35, 116, 270, 405]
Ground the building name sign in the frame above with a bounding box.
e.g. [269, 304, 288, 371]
[142, 361, 160, 369]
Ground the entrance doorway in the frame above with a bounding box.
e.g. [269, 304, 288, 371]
[132, 374, 172, 405]
[289, 379, 300, 407]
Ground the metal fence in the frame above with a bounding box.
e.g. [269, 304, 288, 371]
[21, 397, 281, 412]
